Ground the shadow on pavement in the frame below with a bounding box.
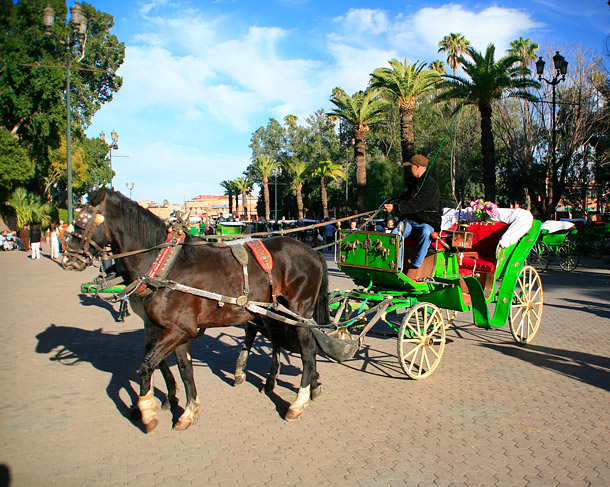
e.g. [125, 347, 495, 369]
[544, 297, 610, 320]
[35, 324, 144, 422]
[189, 330, 296, 417]
[482, 342, 610, 392]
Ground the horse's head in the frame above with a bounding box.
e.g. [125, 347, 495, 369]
[63, 187, 111, 271]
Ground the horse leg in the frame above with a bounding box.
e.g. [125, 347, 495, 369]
[263, 341, 282, 394]
[144, 319, 178, 411]
[234, 321, 258, 386]
[285, 327, 319, 421]
[172, 341, 200, 431]
[137, 328, 188, 433]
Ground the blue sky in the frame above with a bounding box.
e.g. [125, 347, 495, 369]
[84, 0, 610, 204]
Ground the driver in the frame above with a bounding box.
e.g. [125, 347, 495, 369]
[384, 154, 441, 280]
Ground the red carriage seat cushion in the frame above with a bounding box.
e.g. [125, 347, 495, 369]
[447, 221, 509, 275]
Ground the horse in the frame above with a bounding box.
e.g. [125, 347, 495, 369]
[63, 187, 330, 432]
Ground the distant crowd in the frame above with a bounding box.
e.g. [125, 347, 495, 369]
[1, 220, 70, 261]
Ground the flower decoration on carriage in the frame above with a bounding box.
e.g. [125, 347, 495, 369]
[469, 199, 499, 222]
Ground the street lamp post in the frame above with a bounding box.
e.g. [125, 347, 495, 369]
[42, 3, 88, 225]
[126, 182, 134, 199]
[100, 130, 119, 188]
[536, 51, 569, 176]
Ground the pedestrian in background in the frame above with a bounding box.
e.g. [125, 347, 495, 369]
[30, 223, 42, 260]
[50, 222, 61, 260]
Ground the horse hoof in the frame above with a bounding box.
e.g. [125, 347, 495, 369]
[143, 418, 158, 433]
[285, 407, 302, 421]
[234, 373, 246, 386]
[173, 419, 193, 431]
[311, 384, 323, 401]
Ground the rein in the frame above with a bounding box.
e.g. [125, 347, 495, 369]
[103, 207, 383, 261]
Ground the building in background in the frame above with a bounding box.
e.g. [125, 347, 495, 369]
[139, 194, 259, 221]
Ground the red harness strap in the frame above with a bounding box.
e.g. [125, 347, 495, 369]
[135, 231, 187, 296]
[245, 240, 277, 302]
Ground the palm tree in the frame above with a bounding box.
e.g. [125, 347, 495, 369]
[507, 37, 539, 210]
[219, 179, 236, 215]
[308, 160, 345, 219]
[438, 34, 471, 199]
[436, 44, 540, 201]
[508, 37, 539, 70]
[438, 33, 470, 75]
[7, 187, 53, 229]
[286, 159, 309, 220]
[370, 59, 441, 169]
[251, 156, 279, 221]
[430, 60, 446, 74]
[328, 88, 388, 212]
[233, 176, 252, 220]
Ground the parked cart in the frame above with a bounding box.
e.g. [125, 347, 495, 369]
[526, 220, 579, 272]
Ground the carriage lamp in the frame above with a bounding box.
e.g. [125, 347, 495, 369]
[41, 3, 88, 224]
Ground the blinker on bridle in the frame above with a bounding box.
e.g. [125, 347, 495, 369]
[65, 200, 111, 266]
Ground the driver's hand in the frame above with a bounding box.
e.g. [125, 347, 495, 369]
[384, 203, 394, 213]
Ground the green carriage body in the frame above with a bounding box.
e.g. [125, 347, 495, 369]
[336, 219, 541, 330]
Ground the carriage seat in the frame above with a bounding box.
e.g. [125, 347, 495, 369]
[445, 221, 509, 276]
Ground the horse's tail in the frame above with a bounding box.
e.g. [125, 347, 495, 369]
[313, 252, 330, 327]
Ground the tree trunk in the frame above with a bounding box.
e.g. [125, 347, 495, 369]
[296, 183, 304, 220]
[263, 177, 270, 221]
[354, 125, 368, 213]
[400, 99, 415, 186]
[321, 177, 329, 219]
[479, 103, 496, 201]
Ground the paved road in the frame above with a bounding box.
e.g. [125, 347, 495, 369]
[1, 247, 609, 486]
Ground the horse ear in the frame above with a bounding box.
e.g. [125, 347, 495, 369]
[89, 186, 108, 206]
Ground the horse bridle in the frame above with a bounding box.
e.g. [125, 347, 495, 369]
[65, 200, 111, 267]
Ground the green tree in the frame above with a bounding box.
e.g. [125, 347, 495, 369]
[436, 44, 540, 200]
[307, 160, 345, 219]
[370, 58, 441, 169]
[328, 88, 388, 212]
[233, 176, 252, 219]
[0, 129, 34, 202]
[251, 156, 279, 220]
[438, 33, 470, 75]
[286, 159, 309, 220]
[430, 60, 446, 74]
[0, 0, 124, 198]
[6, 187, 53, 229]
[220, 179, 236, 215]
[508, 37, 539, 69]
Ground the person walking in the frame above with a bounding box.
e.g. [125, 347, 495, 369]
[30, 223, 42, 260]
[50, 222, 61, 260]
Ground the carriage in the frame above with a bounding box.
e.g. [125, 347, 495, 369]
[526, 220, 579, 272]
[568, 219, 610, 258]
[325, 207, 544, 379]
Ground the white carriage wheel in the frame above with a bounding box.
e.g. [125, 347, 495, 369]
[509, 265, 544, 345]
[397, 302, 446, 379]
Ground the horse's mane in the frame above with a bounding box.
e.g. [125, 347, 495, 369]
[106, 189, 168, 247]
[103, 188, 202, 260]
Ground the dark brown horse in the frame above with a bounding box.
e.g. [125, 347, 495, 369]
[63, 187, 330, 432]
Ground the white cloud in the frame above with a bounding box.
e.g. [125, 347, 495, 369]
[91, 1, 548, 204]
